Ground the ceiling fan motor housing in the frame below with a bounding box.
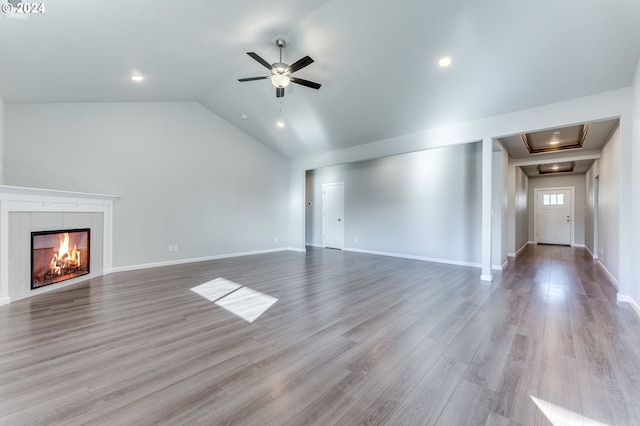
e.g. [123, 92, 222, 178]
[272, 62, 290, 75]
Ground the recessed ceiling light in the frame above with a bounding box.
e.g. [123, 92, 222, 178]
[276, 120, 285, 128]
[552, 131, 562, 136]
[549, 141, 559, 145]
[240, 114, 248, 120]
[438, 57, 452, 68]
[552, 165, 559, 170]
[131, 75, 144, 82]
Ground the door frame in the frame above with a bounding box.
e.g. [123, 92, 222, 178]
[533, 186, 575, 246]
[322, 181, 344, 249]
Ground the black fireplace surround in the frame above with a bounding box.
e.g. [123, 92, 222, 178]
[31, 228, 90, 290]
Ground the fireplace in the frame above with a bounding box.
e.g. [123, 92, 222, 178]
[31, 228, 91, 290]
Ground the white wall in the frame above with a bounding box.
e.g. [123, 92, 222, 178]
[527, 174, 587, 246]
[4, 102, 290, 268]
[514, 167, 529, 251]
[306, 143, 482, 266]
[492, 149, 508, 268]
[0, 93, 4, 184]
[630, 56, 640, 305]
[587, 127, 621, 282]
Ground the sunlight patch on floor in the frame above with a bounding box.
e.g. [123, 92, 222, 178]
[190, 278, 277, 323]
[530, 395, 609, 426]
[215, 286, 278, 323]
[190, 278, 241, 301]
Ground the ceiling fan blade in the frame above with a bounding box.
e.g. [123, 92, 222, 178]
[247, 52, 273, 70]
[238, 76, 270, 82]
[290, 77, 321, 90]
[276, 87, 285, 98]
[288, 56, 314, 73]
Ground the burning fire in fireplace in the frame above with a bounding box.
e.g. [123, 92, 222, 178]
[32, 229, 90, 289]
[49, 233, 82, 275]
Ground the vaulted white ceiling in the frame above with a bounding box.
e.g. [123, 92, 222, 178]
[1, 0, 639, 159]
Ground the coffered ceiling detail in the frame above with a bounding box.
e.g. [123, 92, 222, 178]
[521, 124, 589, 155]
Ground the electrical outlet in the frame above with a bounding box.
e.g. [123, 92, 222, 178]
[173, 245, 178, 252]
[274, 237, 278, 243]
[168, 245, 173, 253]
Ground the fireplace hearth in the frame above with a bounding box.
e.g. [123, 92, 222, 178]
[31, 228, 90, 290]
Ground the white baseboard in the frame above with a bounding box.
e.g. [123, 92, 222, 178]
[617, 294, 640, 318]
[342, 247, 481, 269]
[480, 274, 493, 282]
[508, 242, 530, 258]
[492, 260, 508, 271]
[584, 246, 599, 260]
[108, 247, 294, 274]
[305, 243, 324, 248]
[597, 260, 619, 290]
[0, 296, 11, 306]
[528, 241, 536, 245]
[518, 242, 530, 255]
[288, 247, 307, 253]
[572, 244, 586, 248]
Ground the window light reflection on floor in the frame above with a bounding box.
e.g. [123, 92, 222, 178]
[190, 278, 241, 301]
[190, 278, 277, 323]
[530, 395, 609, 426]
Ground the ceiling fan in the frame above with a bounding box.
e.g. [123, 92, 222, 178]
[238, 39, 321, 98]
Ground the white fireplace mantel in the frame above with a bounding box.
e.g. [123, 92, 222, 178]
[0, 185, 121, 305]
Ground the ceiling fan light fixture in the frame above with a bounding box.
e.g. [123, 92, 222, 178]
[438, 56, 452, 67]
[271, 73, 291, 88]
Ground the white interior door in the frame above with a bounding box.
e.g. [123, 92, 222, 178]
[322, 182, 344, 249]
[537, 189, 571, 245]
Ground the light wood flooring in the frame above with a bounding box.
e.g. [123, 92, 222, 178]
[1, 244, 640, 425]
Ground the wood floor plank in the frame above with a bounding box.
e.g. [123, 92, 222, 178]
[434, 379, 494, 426]
[385, 355, 468, 426]
[490, 358, 540, 425]
[534, 352, 583, 424]
[0, 244, 637, 425]
[335, 337, 446, 425]
[464, 319, 518, 391]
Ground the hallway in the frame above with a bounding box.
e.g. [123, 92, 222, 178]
[491, 244, 640, 425]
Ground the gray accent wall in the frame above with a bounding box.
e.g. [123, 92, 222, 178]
[528, 174, 587, 246]
[514, 167, 529, 252]
[306, 142, 482, 265]
[4, 102, 289, 268]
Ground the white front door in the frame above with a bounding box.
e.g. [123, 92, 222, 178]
[322, 182, 344, 249]
[537, 189, 571, 245]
